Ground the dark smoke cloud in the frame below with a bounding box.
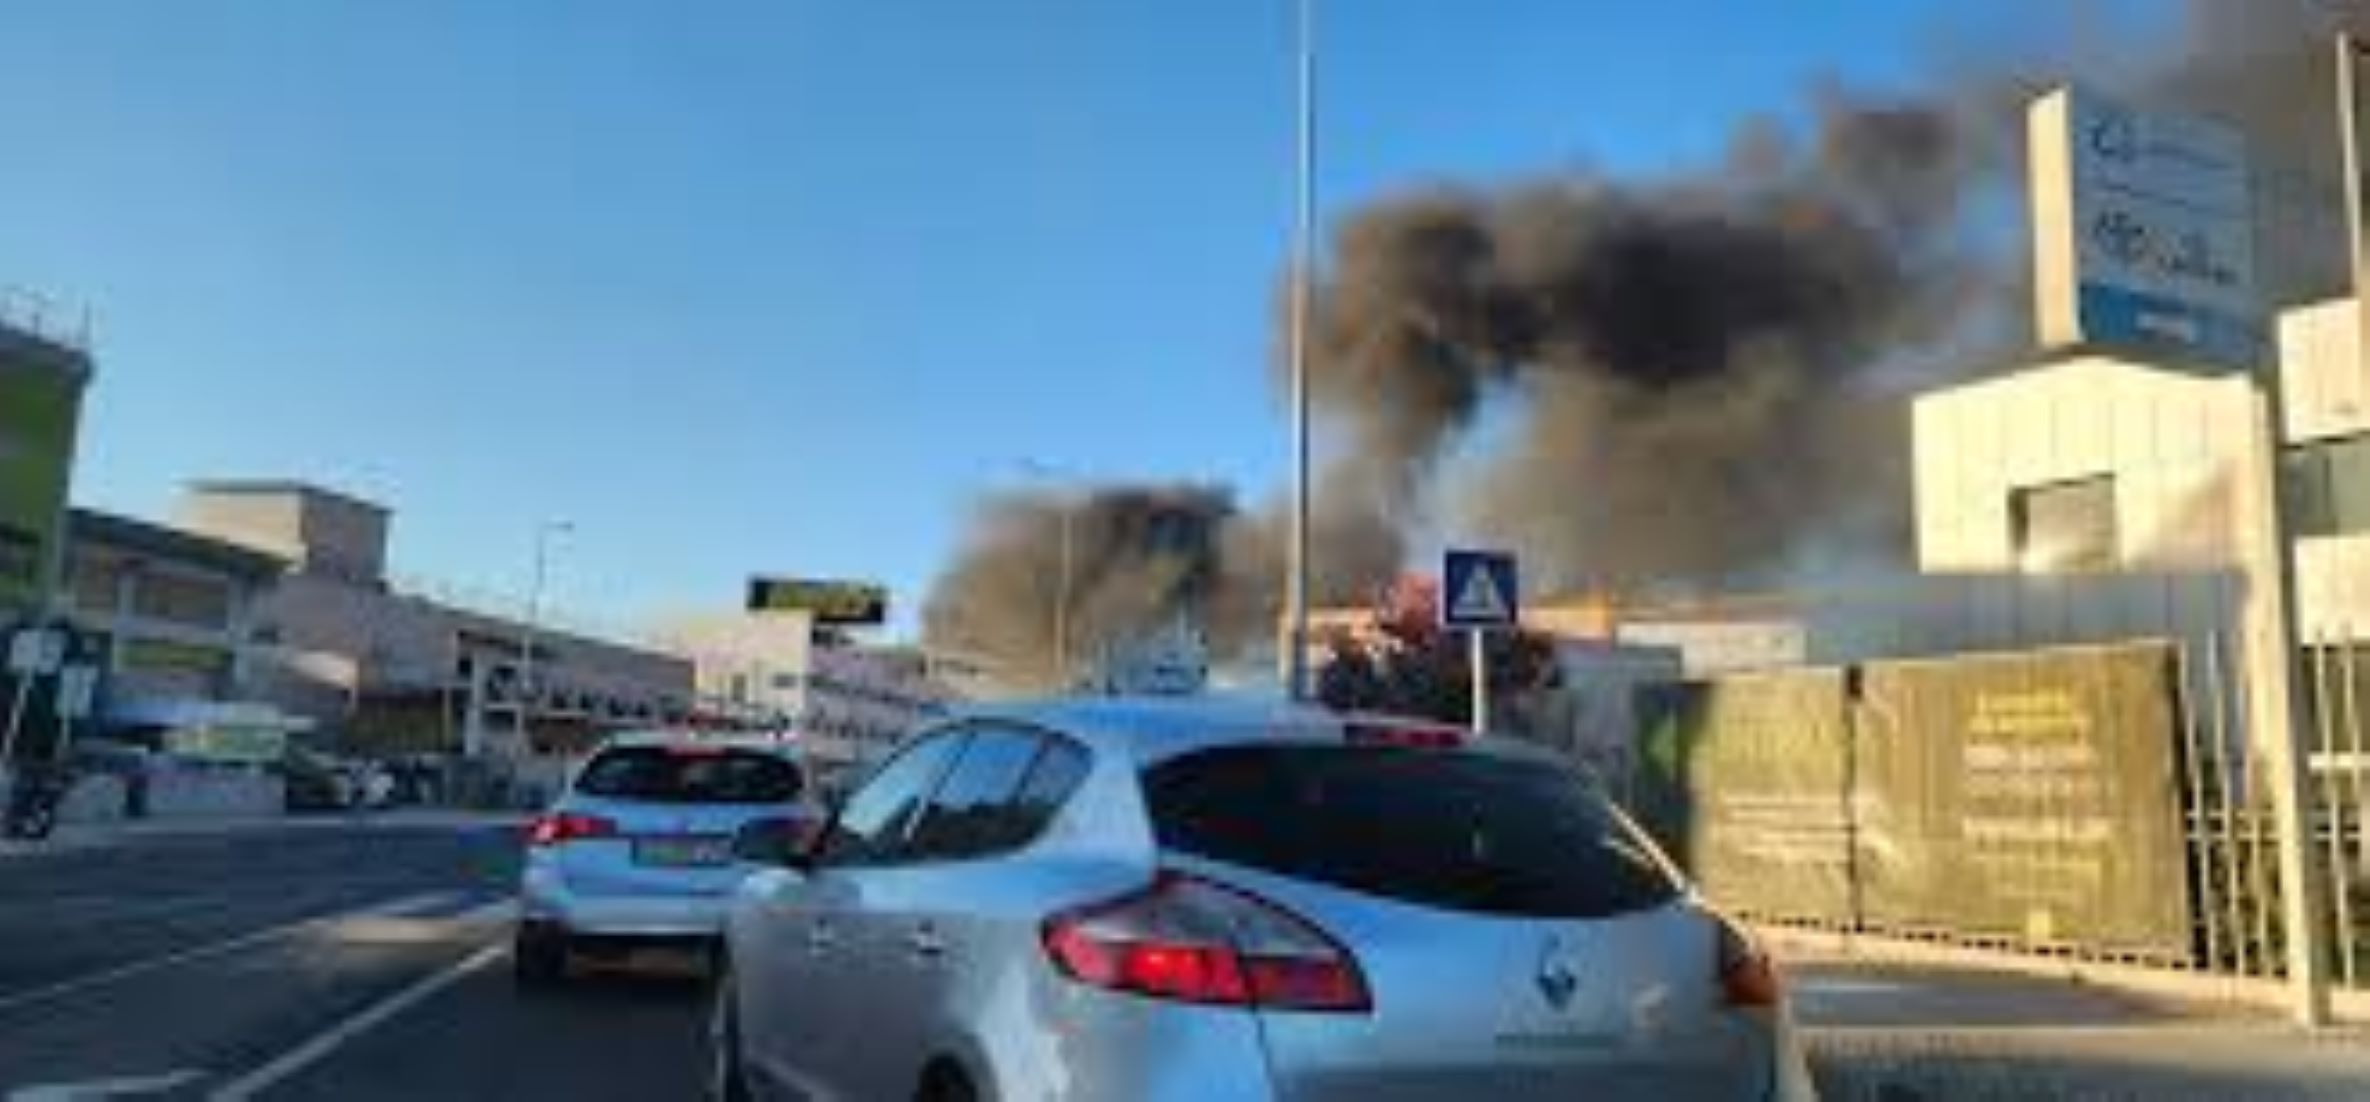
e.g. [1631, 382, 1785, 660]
[925, 1, 2370, 673]
[1309, 87, 1991, 593]
[2148, 0, 2370, 303]
[920, 486, 1237, 687]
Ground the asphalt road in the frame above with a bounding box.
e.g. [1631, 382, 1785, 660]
[5, 818, 2370, 1101]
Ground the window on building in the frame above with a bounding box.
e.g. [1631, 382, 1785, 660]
[132, 571, 234, 629]
[2285, 433, 2370, 539]
[2010, 477, 2118, 573]
[70, 555, 119, 612]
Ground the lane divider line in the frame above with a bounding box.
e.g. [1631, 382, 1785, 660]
[6, 1069, 206, 1101]
[207, 943, 505, 1102]
[0, 891, 459, 1016]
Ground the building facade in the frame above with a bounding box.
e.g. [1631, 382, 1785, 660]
[176, 481, 696, 767]
[0, 309, 91, 624]
[657, 608, 818, 730]
[61, 508, 309, 752]
[657, 607, 952, 782]
[1910, 298, 2370, 638]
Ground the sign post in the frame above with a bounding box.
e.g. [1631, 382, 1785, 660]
[1442, 550, 1519, 734]
[1, 625, 65, 770]
[52, 662, 97, 765]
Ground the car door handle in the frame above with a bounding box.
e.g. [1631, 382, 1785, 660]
[806, 922, 837, 954]
[906, 925, 948, 960]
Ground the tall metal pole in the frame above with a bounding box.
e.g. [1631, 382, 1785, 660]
[1467, 629, 1488, 733]
[515, 520, 569, 752]
[2252, 350, 2332, 1026]
[1018, 460, 1079, 690]
[1284, 0, 1317, 700]
[1054, 500, 1075, 689]
[2347, 35, 2370, 338]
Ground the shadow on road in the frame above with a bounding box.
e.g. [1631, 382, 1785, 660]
[1813, 1035, 2370, 1102]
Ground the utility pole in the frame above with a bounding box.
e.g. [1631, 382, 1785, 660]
[1054, 502, 1075, 689]
[515, 520, 570, 753]
[1284, 0, 1318, 700]
[1018, 460, 1079, 690]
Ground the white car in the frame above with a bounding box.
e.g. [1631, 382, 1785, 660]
[711, 695, 1815, 1100]
[516, 733, 818, 986]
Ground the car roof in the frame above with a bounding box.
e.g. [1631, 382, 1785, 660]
[949, 694, 1332, 760]
[945, 693, 1554, 769]
[593, 729, 798, 756]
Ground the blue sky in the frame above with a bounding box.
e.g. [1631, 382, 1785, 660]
[0, 1, 2166, 636]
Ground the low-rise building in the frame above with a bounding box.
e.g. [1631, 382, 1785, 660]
[656, 606, 953, 784]
[176, 481, 695, 773]
[61, 507, 310, 754]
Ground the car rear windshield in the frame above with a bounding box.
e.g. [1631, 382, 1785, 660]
[1142, 745, 1680, 920]
[574, 746, 803, 804]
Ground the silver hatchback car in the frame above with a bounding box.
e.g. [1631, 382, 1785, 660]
[516, 732, 818, 986]
[712, 696, 1816, 1101]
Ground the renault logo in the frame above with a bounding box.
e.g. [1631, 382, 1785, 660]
[1536, 937, 1579, 1011]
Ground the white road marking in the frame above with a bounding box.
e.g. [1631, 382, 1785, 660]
[6, 1069, 205, 1100]
[206, 943, 504, 1101]
[1792, 977, 1914, 996]
[0, 891, 459, 1016]
[450, 899, 515, 925]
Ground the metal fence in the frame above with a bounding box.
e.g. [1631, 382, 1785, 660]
[1621, 572, 2360, 994]
[2303, 627, 2370, 988]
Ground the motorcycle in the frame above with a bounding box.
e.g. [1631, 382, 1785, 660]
[4, 765, 70, 840]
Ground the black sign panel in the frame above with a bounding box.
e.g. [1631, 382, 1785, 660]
[745, 577, 888, 626]
[1853, 643, 2192, 957]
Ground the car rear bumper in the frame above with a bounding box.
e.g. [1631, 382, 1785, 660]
[520, 864, 734, 937]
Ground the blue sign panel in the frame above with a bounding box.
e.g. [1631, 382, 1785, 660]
[1442, 550, 1519, 629]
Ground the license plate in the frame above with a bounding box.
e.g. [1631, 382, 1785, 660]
[633, 836, 731, 867]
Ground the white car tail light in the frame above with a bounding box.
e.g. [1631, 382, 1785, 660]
[1042, 872, 1371, 1013]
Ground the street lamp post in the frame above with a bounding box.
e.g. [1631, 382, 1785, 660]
[515, 520, 572, 753]
[1054, 504, 1076, 688]
[1019, 460, 1078, 690]
[1284, 0, 1318, 700]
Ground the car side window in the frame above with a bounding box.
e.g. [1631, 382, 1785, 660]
[907, 725, 1091, 863]
[813, 732, 963, 869]
[1011, 738, 1089, 829]
[906, 726, 1041, 861]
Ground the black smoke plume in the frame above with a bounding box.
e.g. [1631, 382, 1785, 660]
[924, 2, 2370, 676]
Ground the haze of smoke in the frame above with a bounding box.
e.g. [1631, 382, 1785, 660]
[924, 3, 2369, 670]
[919, 486, 1236, 686]
[2151, 0, 2370, 303]
[1308, 88, 1990, 594]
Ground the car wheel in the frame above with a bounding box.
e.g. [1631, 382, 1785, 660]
[513, 923, 569, 988]
[709, 969, 755, 1102]
[915, 1060, 977, 1102]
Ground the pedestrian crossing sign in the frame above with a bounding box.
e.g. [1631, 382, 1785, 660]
[1442, 549, 1519, 629]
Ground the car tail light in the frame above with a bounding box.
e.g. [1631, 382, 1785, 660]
[528, 811, 617, 847]
[1344, 721, 1464, 750]
[1717, 921, 1781, 1008]
[1042, 872, 1370, 1013]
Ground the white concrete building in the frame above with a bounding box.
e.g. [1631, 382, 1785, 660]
[655, 608, 818, 730]
[61, 507, 312, 754]
[176, 481, 695, 764]
[1912, 298, 2370, 639]
[656, 607, 952, 781]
